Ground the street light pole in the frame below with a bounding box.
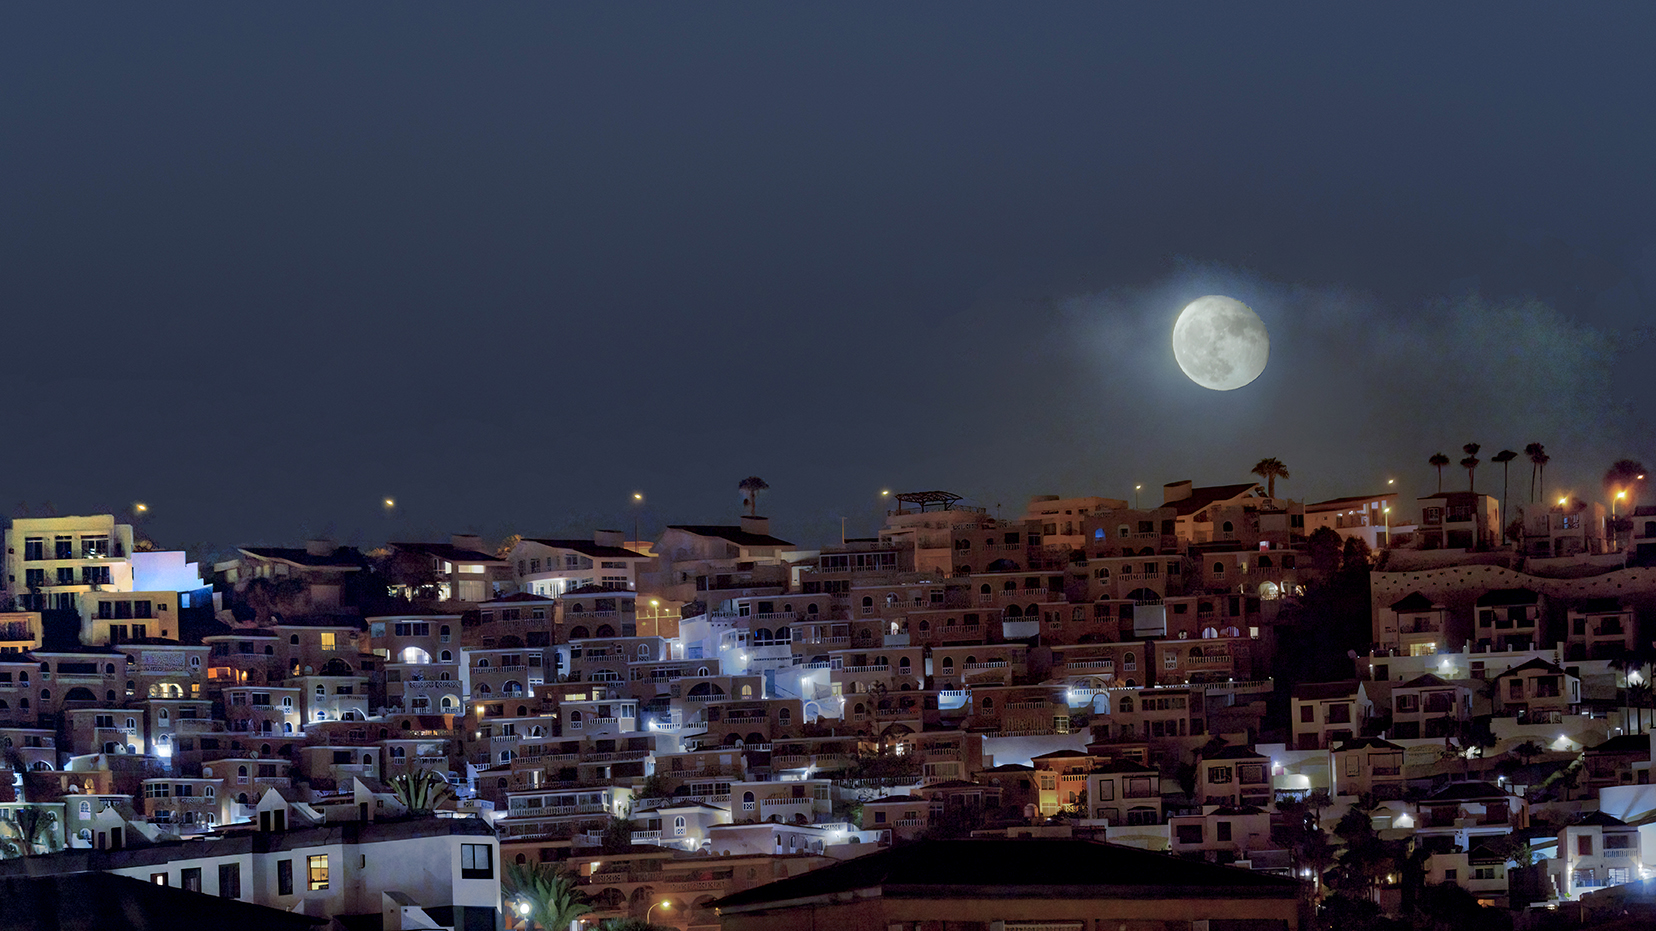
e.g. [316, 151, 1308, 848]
[647, 900, 673, 925]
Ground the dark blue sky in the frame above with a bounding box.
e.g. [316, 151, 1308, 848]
[5, 5, 1654, 557]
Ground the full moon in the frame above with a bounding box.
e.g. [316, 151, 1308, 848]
[1172, 295, 1270, 391]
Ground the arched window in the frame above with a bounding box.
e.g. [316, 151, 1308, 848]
[743, 791, 756, 811]
[1212, 562, 1225, 576]
[741, 685, 753, 698]
[290, 635, 299, 645]
[1006, 605, 1022, 618]
[477, 658, 491, 668]
[440, 650, 452, 662]
[596, 624, 615, 638]
[1222, 520, 1234, 533]
[1120, 696, 1134, 712]
[941, 657, 954, 670]
[807, 603, 819, 616]
[778, 708, 791, 726]
[861, 596, 874, 614]
[1003, 580, 1017, 591]
[674, 816, 686, 836]
[1094, 528, 1105, 540]
[79, 801, 91, 815]
[981, 697, 994, 711]
[569, 711, 583, 729]
[918, 620, 930, 632]
[979, 584, 991, 595]
[569, 626, 589, 639]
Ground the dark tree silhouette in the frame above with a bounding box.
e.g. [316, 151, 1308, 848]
[1429, 453, 1450, 493]
[1491, 450, 1517, 536]
[1461, 443, 1480, 492]
[1604, 459, 1647, 507]
[1250, 458, 1290, 498]
[1525, 443, 1548, 503]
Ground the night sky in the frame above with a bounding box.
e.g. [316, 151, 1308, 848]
[6, 5, 1655, 558]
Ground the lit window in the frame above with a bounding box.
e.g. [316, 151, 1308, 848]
[307, 854, 329, 891]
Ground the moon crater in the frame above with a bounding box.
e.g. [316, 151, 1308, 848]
[1172, 295, 1269, 391]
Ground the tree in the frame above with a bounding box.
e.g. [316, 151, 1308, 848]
[389, 769, 454, 815]
[1509, 739, 1545, 767]
[504, 861, 592, 931]
[1460, 443, 1481, 492]
[495, 533, 524, 560]
[1491, 450, 1517, 534]
[1429, 453, 1451, 493]
[1251, 458, 1291, 498]
[598, 921, 671, 931]
[738, 476, 770, 517]
[1524, 443, 1549, 503]
[1604, 458, 1648, 509]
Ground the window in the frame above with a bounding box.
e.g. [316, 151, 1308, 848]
[461, 843, 493, 879]
[1217, 821, 1232, 842]
[307, 854, 329, 890]
[219, 862, 241, 898]
[1176, 824, 1204, 844]
[277, 859, 293, 896]
[151, 872, 169, 886]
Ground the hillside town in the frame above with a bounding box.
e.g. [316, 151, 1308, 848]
[3, 455, 1656, 931]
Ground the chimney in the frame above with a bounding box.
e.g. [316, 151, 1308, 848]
[1162, 481, 1194, 505]
[740, 516, 771, 537]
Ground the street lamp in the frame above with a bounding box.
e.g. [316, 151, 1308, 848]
[1134, 484, 1142, 509]
[632, 492, 645, 544]
[647, 900, 673, 924]
[1383, 506, 1391, 548]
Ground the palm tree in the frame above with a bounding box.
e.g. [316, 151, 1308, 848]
[505, 861, 592, 931]
[1429, 453, 1451, 492]
[389, 769, 453, 815]
[14, 808, 58, 856]
[738, 476, 769, 517]
[1525, 443, 1549, 503]
[1492, 450, 1517, 536]
[1250, 458, 1290, 498]
[1460, 443, 1481, 492]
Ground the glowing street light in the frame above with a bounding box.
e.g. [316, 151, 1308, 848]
[133, 502, 148, 514]
[1134, 484, 1142, 508]
[647, 900, 674, 924]
[383, 497, 396, 510]
[632, 492, 645, 543]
